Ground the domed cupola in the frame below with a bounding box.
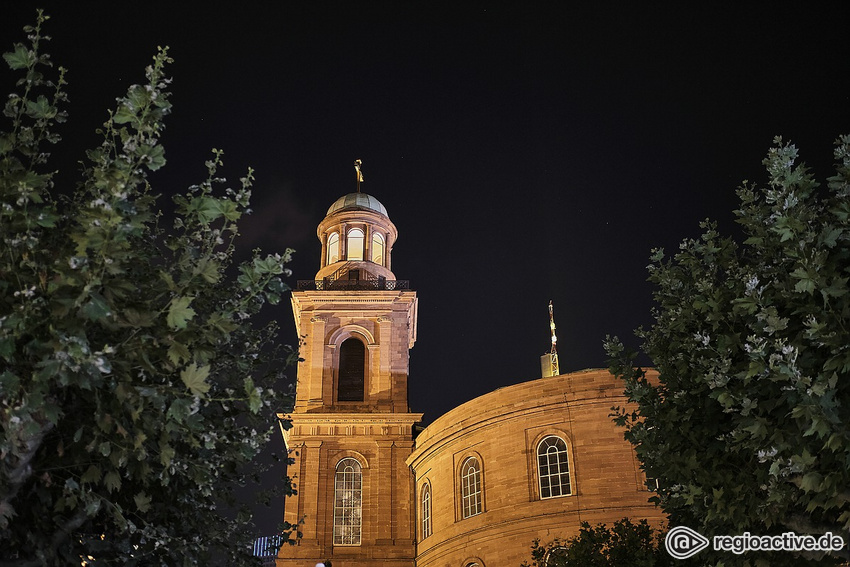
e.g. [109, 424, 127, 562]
[314, 163, 400, 286]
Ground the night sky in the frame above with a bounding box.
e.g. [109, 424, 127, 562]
[3, 2, 847, 537]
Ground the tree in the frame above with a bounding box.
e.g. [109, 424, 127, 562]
[521, 518, 671, 566]
[0, 12, 295, 566]
[607, 135, 850, 566]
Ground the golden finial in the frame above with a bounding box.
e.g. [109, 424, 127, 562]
[354, 159, 364, 193]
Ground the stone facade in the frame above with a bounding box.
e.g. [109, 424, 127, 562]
[276, 191, 665, 567]
[277, 193, 421, 567]
[407, 368, 666, 567]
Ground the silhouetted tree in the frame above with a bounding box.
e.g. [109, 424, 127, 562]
[0, 12, 295, 566]
[608, 135, 850, 566]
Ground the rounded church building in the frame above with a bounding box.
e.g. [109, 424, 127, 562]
[276, 177, 665, 567]
[406, 369, 666, 567]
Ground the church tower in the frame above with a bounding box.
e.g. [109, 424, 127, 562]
[278, 188, 421, 566]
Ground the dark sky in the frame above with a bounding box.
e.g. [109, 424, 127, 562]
[3, 2, 847, 537]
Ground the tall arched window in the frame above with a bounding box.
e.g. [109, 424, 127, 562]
[347, 228, 364, 260]
[460, 457, 482, 519]
[421, 483, 432, 539]
[327, 232, 340, 264]
[333, 458, 362, 545]
[371, 232, 384, 265]
[537, 435, 571, 498]
[338, 338, 365, 402]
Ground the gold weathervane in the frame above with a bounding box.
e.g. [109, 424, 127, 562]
[548, 300, 560, 376]
[354, 159, 364, 193]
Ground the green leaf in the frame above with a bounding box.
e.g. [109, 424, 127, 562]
[25, 95, 56, 119]
[113, 104, 136, 125]
[0, 335, 18, 362]
[244, 378, 262, 414]
[820, 226, 842, 248]
[81, 291, 112, 320]
[790, 267, 816, 294]
[81, 465, 102, 484]
[159, 271, 177, 291]
[191, 196, 222, 224]
[104, 471, 121, 493]
[140, 143, 166, 171]
[160, 442, 176, 467]
[2, 44, 30, 70]
[0, 371, 20, 394]
[134, 492, 151, 513]
[122, 307, 155, 327]
[800, 472, 823, 493]
[194, 257, 220, 283]
[167, 340, 191, 366]
[217, 199, 240, 221]
[167, 296, 196, 330]
[208, 312, 237, 334]
[180, 362, 210, 396]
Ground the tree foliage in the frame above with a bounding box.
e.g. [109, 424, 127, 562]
[0, 12, 295, 566]
[521, 518, 670, 567]
[607, 135, 850, 566]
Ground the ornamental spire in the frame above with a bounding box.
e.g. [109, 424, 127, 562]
[354, 159, 364, 193]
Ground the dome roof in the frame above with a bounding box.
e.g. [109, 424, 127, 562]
[326, 192, 388, 217]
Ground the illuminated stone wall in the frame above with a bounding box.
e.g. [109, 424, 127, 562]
[406, 369, 667, 567]
[275, 191, 664, 567]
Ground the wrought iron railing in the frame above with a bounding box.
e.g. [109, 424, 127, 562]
[297, 279, 410, 291]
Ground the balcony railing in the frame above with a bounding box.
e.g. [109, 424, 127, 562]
[297, 279, 410, 291]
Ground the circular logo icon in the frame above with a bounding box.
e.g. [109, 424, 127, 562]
[665, 526, 710, 559]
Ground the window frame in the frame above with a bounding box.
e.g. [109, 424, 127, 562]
[327, 231, 340, 265]
[421, 481, 432, 539]
[346, 227, 365, 261]
[460, 456, 483, 519]
[333, 457, 363, 546]
[371, 232, 384, 265]
[537, 435, 571, 499]
[337, 337, 366, 402]
[544, 546, 568, 566]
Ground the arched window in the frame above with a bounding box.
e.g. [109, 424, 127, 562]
[338, 338, 365, 402]
[537, 436, 571, 498]
[371, 232, 384, 265]
[333, 458, 362, 545]
[347, 228, 364, 260]
[460, 457, 482, 519]
[421, 483, 432, 539]
[327, 232, 340, 264]
[544, 547, 568, 566]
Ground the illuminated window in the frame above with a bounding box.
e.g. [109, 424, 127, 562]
[461, 457, 482, 518]
[421, 483, 432, 539]
[347, 228, 364, 260]
[327, 232, 340, 264]
[333, 458, 362, 545]
[371, 232, 384, 265]
[338, 338, 365, 402]
[537, 436, 571, 498]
